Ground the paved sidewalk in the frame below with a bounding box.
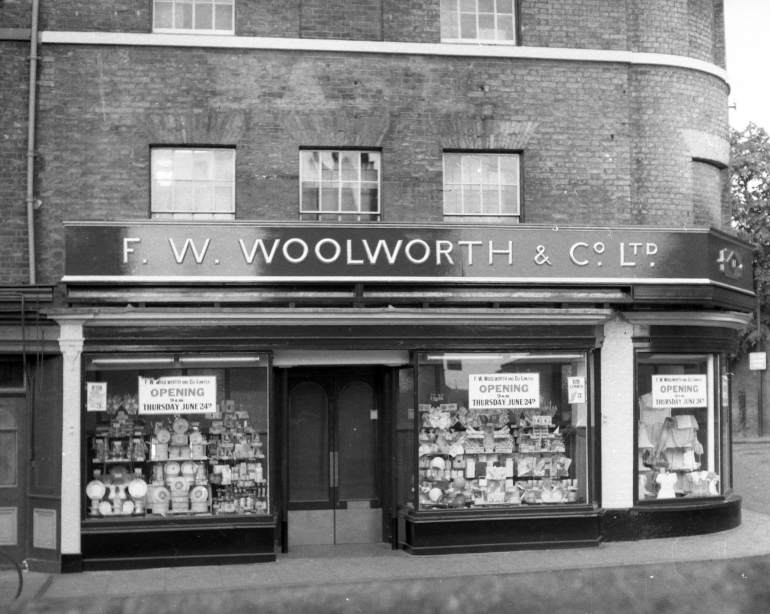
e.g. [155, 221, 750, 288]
[4, 507, 770, 611]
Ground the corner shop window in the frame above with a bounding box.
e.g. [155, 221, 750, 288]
[416, 352, 589, 510]
[636, 354, 721, 501]
[440, 0, 517, 44]
[300, 150, 381, 221]
[151, 148, 235, 220]
[153, 0, 234, 34]
[443, 154, 520, 223]
[83, 354, 269, 520]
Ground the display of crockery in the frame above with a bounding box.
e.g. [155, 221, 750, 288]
[169, 477, 190, 494]
[98, 501, 113, 516]
[155, 428, 171, 444]
[173, 417, 190, 434]
[165, 461, 181, 477]
[128, 477, 148, 499]
[190, 485, 209, 502]
[189, 431, 204, 445]
[122, 500, 136, 515]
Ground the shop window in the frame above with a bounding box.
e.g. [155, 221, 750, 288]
[83, 354, 269, 520]
[151, 148, 235, 220]
[440, 0, 517, 44]
[415, 352, 590, 510]
[0, 409, 18, 487]
[636, 354, 722, 502]
[153, 0, 235, 34]
[443, 153, 521, 223]
[300, 150, 381, 221]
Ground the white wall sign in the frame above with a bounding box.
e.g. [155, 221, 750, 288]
[750, 352, 767, 371]
[138, 376, 217, 414]
[567, 377, 586, 404]
[469, 373, 540, 409]
[651, 375, 707, 408]
[86, 382, 107, 412]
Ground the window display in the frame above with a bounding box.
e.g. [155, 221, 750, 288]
[415, 352, 590, 510]
[636, 354, 721, 501]
[83, 354, 270, 520]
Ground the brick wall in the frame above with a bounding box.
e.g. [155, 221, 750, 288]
[520, 0, 628, 50]
[300, 0, 382, 40]
[692, 161, 723, 226]
[0, 0, 31, 29]
[688, 0, 716, 63]
[0, 43, 31, 284]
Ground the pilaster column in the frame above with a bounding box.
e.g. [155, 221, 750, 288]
[58, 320, 86, 555]
[600, 315, 635, 509]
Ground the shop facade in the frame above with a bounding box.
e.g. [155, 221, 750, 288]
[49, 222, 753, 571]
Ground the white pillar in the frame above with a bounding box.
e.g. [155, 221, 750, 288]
[600, 315, 635, 509]
[58, 320, 86, 556]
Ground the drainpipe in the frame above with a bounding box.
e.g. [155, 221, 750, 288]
[25, 0, 41, 285]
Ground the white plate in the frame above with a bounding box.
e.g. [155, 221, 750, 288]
[122, 500, 135, 515]
[98, 501, 113, 515]
[128, 478, 148, 499]
[153, 487, 170, 503]
[156, 429, 171, 444]
[190, 486, 208, 502]
[173, 418, 190, 434]
[86, 480, 106, 500]
[165, 461, 180, 476]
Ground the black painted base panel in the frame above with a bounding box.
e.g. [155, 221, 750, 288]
[77, 520, 276, 572]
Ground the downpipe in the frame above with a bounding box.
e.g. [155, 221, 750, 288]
[25, 0, 40, 285]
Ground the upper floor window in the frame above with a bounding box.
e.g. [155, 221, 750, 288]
[443, 153, 520, 223]
[153, 0, 235, 34]
[300, 150, 381, 221]
[151, 148, 235, 220]
[440, 0, 517, 44]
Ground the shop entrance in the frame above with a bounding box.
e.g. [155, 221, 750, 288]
[287, 369, 383, 546]
[0, 395, 27, 564]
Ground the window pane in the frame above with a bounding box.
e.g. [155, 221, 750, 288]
[460, 0, 476, 11]
[175, 2, 194, 29]
[213, 3, 233, 30]
[320, 186, 339, 212]
[301, 184, 320, 212]
[320, 152, 339, 181]
[193, 151, 212, 180]
[478, 13, 495, 39]
[213, 184, 233, 212]
[482, 188, 500, 214]
[301, 151, 320, 181]
[500, 155, 519, 184]
[500, 185, 519, 214]
[460, 13, 477, 38]
[441, 12, 459, 38]
[174, 150, 194, 181]
[152, 181, 173, 210]
[441, 0, 457, 10]
[340, 152, 359, 182]
[497, 0, 513, 13]
[193, 183, 213, 211]
[340, 184, 360, 212]
[361, 153, 380, 181]
[361, 186, 379, 213]
[464, 185, 481, 213]
[174, 181, 194, 208]
[444, 155, 462, 185]
[213, 150, 233, 182]
[479, 0, 494, 13]
[194, 2, 213, 29]
[154, 2, 173, 28]
[152, 149, 174, 182]
[497, 15, 514, 40]
[480, 156, 499, 186]
[462, 156, 482, 184]
[444, 187, 462, 214]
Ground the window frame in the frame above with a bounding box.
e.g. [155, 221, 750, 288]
[150, 147, 236, 221]
[152, 0, 235, 36]
[440, 0, 520, 46]
[442, 151, 522, 223]
[299, 149, 383, 222]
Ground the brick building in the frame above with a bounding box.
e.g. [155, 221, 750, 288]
[0, 0, 755, 573]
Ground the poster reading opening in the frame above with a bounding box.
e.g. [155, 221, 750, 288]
[138, 376, 217, 414]
[469, 373, 540, 409]
[651, 375, 707, 408]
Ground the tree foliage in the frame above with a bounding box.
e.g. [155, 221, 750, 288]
[731, 123, 770, 352]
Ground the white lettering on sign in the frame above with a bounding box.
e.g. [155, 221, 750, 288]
[651, 374, 707, 408]
[169, 238, 211, 264]
[123, 238, 141, 264]
[138, 376, 217, 414]
[469, 373, 540, 409]
[239, 238, 280, 264]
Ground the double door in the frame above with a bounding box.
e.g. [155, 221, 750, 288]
[287, 370, 382, 546]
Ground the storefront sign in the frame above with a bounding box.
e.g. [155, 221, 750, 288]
[63, 223, 754, 294]
[749, 352, 767, 371]
[651, 375, 707, 408]
[469, 373, 540, 409]
[86, 382, 107, 412]
[138, 376, 217, 414]
[567, 377, 585, 404]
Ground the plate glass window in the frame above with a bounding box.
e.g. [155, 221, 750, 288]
[440, 0, 516, 44]
[443, 153, 520, 223]
[636, 354, 722, 501]
[415, 352, 590, 510]
[153, 0, 235, 34]
[151, 148, 235, 220]
[300, 151, 381, 221]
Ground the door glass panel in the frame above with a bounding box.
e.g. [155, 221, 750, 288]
[289, 382, 330, 503]
[396, 368, 415, 507]
[338, 382, 377, 501]
[0, 432, 17, 486]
